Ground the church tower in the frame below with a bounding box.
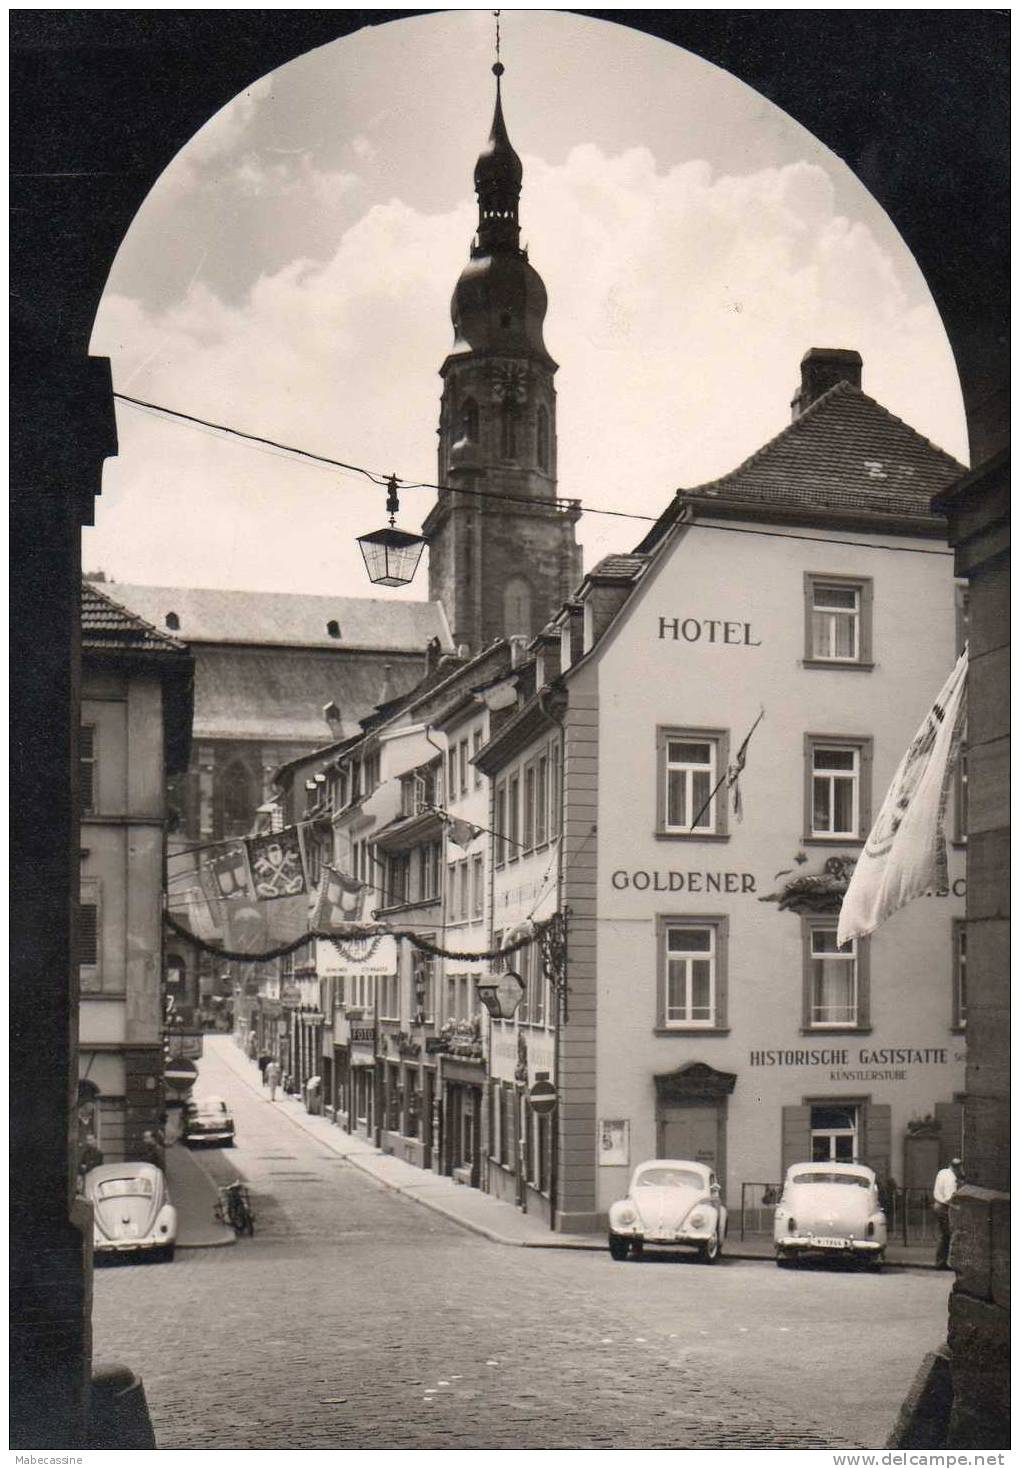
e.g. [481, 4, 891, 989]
[423, 61, 582, 654]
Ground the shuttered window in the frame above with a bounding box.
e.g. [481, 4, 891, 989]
[78, 903, 98, 966]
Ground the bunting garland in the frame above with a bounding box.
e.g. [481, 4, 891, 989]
[163, 910, 555, 966]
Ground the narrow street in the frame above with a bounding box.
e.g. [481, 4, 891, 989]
[92, 1038, 951, 1451]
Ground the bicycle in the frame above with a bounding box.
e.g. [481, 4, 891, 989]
[215, 1181, 255, 1236]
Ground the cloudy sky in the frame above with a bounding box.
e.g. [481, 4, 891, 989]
[85, 10, 968, 598]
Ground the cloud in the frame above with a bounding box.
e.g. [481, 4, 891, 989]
[87, 146, 966, 594]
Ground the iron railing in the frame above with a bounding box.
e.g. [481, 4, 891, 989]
[739, 1181, 938, 1244]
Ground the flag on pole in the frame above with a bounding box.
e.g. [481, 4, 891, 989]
[313, 866, 369, 928]
[446, 815, 481, 850]
[838, 649, 967, 946]
[726, 707, 765, 823]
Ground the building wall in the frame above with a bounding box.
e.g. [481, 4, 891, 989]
[79, 667, 168, 1161]
[580, 518, 965, 1223]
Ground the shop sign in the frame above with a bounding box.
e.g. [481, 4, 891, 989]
[350, 1024, 376, 1048]
[612, 869, 757, 894]
[281, 984, 301, 1007]
[749, 1044, 960, 1084]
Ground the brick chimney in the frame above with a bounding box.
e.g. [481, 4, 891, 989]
[791, 348, 863, 420]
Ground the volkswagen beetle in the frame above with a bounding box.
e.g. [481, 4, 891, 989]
[608, 1159, 727, 1262]
[184, 1094, 235, 1146]
[86, 1162, 177, 1262]
[773, 1161, 886, 1268]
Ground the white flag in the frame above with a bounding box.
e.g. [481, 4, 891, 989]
[837, 650, 967, 945]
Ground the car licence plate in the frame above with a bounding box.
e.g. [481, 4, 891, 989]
[811, 1236, 850, 1248]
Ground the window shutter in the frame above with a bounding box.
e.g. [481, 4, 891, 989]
[781, 1105, 812, 1178]
[934, 1101, 963, 1165]
[78, 903, 98, 967]
[864, 1103, 891, 1178]
[79, 726, 95, 811]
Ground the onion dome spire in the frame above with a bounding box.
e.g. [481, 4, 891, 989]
[474, 60, 523, 256]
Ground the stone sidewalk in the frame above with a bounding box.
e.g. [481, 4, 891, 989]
[164, 1138, 235, 1249]
[209, 1035, 937, 1267]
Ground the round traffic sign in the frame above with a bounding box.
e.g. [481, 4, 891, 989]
[528, 1078, 557, 1116]
[164, 1057, 198, 1093]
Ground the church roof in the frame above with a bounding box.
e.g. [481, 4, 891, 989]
[189, 644, 427, 743]
[103, 583, 452, 653]
[81, 579, 189, 655]
[637, 382, 965, 552]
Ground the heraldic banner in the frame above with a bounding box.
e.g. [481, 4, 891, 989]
[838, 649, 967, 945]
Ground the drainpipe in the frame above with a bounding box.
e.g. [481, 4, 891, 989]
[538, 685, 567, 1232]
[424, 723, 447, 1173]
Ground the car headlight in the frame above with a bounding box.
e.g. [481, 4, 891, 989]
[688, 1210, 707, 1230]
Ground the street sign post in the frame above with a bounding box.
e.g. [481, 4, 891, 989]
[528, 1077, 557, 1116]
[164, 1058, 198, 1095]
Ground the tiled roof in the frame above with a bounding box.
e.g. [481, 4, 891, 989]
[587, 554, 647, 581]
[681, 382, 965, 520]
[190, 645, 426, 742]
[81, 580, 188, 654]
[103, 583, 453, 652]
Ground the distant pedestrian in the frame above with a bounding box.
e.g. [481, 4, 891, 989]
[933, 1157, 963, 1269]
[247, 1029, 257, 1060]
[265, 1059, 282, 1102]
[258, 1052, 271, 1083]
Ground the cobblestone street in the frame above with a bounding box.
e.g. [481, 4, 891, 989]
[92, 1043, 952, 1451]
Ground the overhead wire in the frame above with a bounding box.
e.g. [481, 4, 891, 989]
[113, 391, 955, 556]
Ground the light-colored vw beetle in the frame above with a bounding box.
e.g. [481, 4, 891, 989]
[773, 1161, 887, 1268]
[608, 1159, 727, 1262]
[86, 1161, 178, 1262]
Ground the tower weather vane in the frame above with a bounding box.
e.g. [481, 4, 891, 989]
[494, 10, 501, 71]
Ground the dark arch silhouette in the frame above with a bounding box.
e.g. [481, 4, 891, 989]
[10, 12, 1007, 1449]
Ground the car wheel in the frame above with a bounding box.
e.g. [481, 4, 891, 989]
[700, 1230, 721, 1264]
[775, 1249, 793, 1268]
[864, 1252, 884, 1272]
[608, 1234, 629, 1261]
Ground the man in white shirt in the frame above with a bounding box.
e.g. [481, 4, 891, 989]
[933, 1157, 963, 1268]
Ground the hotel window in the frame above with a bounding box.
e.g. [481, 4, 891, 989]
[494, 782, 507, 867]
[79, 726, 96, 813]
[446, 973, 459, 1023]
[472, 854, 485, 919]
[388, 854, 410, 905]
[810, 1103, 859, 1163]
[447, 747, 457, 799]
[416, 952, 436, 1022]
[656, 916, 728, 1031]
[507, 774, 521, 860]
[657, 727, 730, 837]
[952, 920, 967, 1031]
[472, 728, 483, 789]
[458, 740, 469, 798]
[447, 863, 459, 920]
[802, 920, 870, 1030]
[529, 943, 546, 1026]
[804, 574, 872, 666]
[954, 739, 969, 843]
[805, 736, 872, 840]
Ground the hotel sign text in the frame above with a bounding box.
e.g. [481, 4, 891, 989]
[612, 869, 757, 894]
[658, 617, 761, 646]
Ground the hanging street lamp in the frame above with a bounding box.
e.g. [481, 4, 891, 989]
[357, 475, 427, 588]
[476, 969, 525, 1020]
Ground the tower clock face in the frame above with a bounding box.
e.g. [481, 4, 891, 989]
[491, 360, 528, 404]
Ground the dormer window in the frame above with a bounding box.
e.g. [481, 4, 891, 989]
[326, 619, 341, 639]
[165, 611, 180, 630]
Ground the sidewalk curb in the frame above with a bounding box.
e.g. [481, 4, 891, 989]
[210, 1041, 940, 1267]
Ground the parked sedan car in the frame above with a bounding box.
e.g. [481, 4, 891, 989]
[773, 1161, 887, 1268]
[183, 1094, 235, 1146]
[86, 1162, 177, 1262]
[608, 1159, 727, 1262]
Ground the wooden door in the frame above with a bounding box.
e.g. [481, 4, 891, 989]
[658, 1103, 721, 1172]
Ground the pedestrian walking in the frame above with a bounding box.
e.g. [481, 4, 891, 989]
[258, 1051, 271, 1083]
[265, 1058, 282, 1102]
[933, 1156, 963, 1269]
[246, 1028, 257, 1060]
